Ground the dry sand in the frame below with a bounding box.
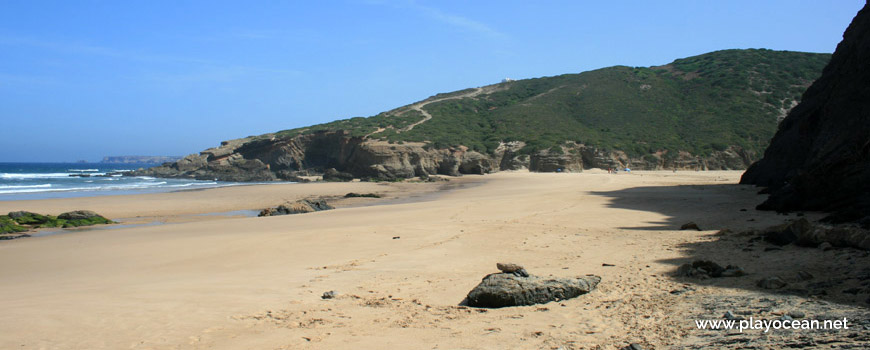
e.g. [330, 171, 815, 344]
[0, 171, 866, 349]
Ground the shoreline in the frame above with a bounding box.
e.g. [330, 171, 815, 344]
[0, 176, 484, 238]
[0, 176, 476, 219]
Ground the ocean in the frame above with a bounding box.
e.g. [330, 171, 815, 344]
[0, 162, 246, 201]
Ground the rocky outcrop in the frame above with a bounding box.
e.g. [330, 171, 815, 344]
[258, 199, 334, 217]
[756, 218, 870, 250]
[741, 4, 870, 224]
[466, 272, 600, 308]
[133, 127, 758, 182]
[55, 211, 113, 227]
[322, 168, 354, 182]
[133, 131, 757, 182]
[529, 150, 583, 172]
[1, 210, 113, 238]
[132, 132, 514, 181]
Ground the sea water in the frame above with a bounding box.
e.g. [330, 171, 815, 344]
[0, 162, 248, 201]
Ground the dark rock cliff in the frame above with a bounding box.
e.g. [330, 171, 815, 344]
[741, 2, 870, 223]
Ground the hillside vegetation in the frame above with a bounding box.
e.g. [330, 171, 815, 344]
[277, 49, 830, 160]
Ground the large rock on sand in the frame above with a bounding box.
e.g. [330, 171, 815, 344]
[258, 199, 334, 217]
[466, 273, 600, 308]
[56, 210, 113, 227]
[58, 210, 103, 220]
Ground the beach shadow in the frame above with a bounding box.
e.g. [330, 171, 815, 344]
[589, 183, 870, 308]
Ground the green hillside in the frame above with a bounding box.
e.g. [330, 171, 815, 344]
[277, 49, 830, 159]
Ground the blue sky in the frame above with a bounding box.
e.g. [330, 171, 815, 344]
[0, 0, 864, 162]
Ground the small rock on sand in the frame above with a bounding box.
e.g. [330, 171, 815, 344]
[621, 344, 644, 350]
[496, 262, 529, 277]
[680, 222, 701, 231]
[757, 276, 788, 289]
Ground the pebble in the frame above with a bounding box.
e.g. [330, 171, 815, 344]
[788, 311, 806, 319]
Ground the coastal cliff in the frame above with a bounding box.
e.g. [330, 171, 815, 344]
[134, 131, 757, 181]
[741, 3, 870, 223]
[135, 49, 830, 181]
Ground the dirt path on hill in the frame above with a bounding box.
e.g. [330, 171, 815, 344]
[365, 84, 504, 138]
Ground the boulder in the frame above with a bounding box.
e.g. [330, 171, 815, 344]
[7, 211, 51, 225]
[56, 210, 112, 227]
[57, 210, 103, 221]
[258, 199, 334, 217]
[763, 219, 814, 246]
[322, 168, 355, 182]
[757, 218, 870, 250]
[466, 273, 600, 308]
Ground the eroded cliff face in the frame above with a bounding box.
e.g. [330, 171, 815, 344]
[134, 129, 756, 181]
[134, 131, 503, 181]
[741, 3, 870, 222]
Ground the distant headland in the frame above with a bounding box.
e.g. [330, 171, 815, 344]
[101, 156, 183, 164]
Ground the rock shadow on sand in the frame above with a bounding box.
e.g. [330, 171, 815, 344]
[590, 183, 870, 309]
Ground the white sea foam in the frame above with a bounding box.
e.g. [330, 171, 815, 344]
[68, 169, 99, 172]
[0, 184, 52, 189]
[0, 187, 70, 194]
[0, 173, 72, 179]
[0, 181, 168, 194]
[167, 182, 218, 188]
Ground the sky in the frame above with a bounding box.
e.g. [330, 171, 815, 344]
[0, 0, 865, 162]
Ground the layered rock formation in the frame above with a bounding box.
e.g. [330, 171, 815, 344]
[741, 3, 870, 223]
[132, 131, 757, 181]
[132, 131, 511, 181]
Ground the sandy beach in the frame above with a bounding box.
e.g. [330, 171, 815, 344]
[1, 171, 867, 349]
